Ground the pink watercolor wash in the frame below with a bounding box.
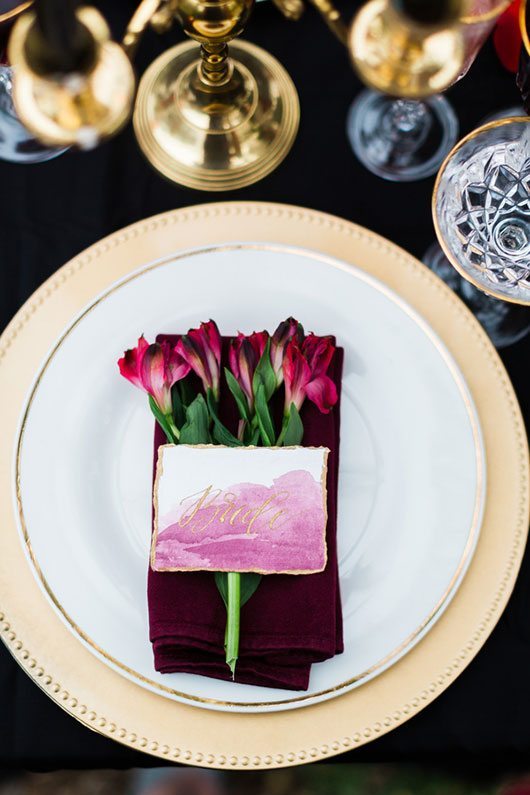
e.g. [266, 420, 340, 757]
[152, 469, 327, 574]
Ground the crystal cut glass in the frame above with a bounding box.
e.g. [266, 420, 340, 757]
[434, 119, 530, 305]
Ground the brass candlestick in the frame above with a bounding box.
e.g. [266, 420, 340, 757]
[133, 0, 300, 191]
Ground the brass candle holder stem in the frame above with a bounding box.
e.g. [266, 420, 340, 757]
[307, 0, 348, 45]
[271, 0, 304, 22]
[199, 41, 232, 86]
[122, 0, 163, 59]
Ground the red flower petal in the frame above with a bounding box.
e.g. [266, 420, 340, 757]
[305, 374, 338, 414]
[168, 347, 191, 385]
[302, 333, 335, 378]
[118, 336, 149, 389]
[203, 320, 222, 363]
[141, 343, 172, 415]
[229, 334, 244, 382]
[283, 339, 312, 411]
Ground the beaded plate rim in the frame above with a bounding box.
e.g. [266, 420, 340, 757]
[0, 201, 528, 768]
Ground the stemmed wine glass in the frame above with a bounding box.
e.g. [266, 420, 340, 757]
[424, 104, 528, 348]
[0, 0, 67, 163]
[432, 117, 530, 345]
[347, 0, 512, 182]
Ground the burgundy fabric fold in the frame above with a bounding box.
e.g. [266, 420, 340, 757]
[147, 334, 343, 691]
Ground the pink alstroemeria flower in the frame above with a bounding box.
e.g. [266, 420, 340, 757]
[229, 330, 269, 411]
[283, 333, 338, 415]
[176, 320, 222, 401]
[118, 336, 190, 416]
[270, 317, 303, 387]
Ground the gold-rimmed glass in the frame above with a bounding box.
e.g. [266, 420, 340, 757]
[458, 0, 513, 78]
[347, 0, 513, 182]
[432, 116, 530, 345]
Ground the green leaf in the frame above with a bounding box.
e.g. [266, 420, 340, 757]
[212, 422, 244, 447]
[252, 338, 276, 402]
[240, 572, 262, 606]
[171, 383, 185, 429]
[224, 368, 250, 422]
[215, 572, 262, 608]
[255, 383, 275, 447]
[242, 421, 256, 446]
[281, 403, 304, 446]
[148, 395, 175, 444]
[206, 390, 243, 447]
[215, 571, 229, 607]
[179, 378, 196, 409]
[179, 394, 211, 444]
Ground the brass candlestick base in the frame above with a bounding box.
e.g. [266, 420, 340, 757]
[133, 39, 299, 191]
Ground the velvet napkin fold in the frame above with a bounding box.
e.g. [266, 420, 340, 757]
[148, 334, 344, 691]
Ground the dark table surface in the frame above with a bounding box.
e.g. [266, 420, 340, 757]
[1, 0, 529, 771]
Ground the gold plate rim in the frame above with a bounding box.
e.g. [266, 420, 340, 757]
[0, 201, 528, 768]
[14, 242, 485, 711]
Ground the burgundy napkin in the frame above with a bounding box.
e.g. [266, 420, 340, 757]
[148, 334, 343, 691]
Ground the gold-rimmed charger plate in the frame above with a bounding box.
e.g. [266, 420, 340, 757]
[0, 202, 528, 767]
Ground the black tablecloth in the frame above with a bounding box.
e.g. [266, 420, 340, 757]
[1, 0, 529, 770]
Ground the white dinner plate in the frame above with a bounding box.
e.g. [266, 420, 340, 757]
[14, 243, 485, 713]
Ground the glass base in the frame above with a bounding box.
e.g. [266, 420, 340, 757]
[347, 90, 459, 182]
[423, 243, 530, 349]
[0, 65, 67, 164]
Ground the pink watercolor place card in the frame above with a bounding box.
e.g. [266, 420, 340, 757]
[151, 445, 329, 575]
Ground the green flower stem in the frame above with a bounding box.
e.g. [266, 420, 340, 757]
[167, 416, 180, 442]
[225, 572, 241, 678]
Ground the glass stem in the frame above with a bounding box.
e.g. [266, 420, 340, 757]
[382, 99, 431, 153]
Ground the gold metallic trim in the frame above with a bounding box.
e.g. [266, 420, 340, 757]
[432, 116, 530, 306]
[15, 242, 485, 711]
[460, 0, 511, 24]
[0, 1, 31, 24]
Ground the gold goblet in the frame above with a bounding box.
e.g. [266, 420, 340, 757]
[7, 6, 135, 149]
[133, 0, 300, 191]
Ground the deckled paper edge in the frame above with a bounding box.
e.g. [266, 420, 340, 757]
[150, 444, 330, 576]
